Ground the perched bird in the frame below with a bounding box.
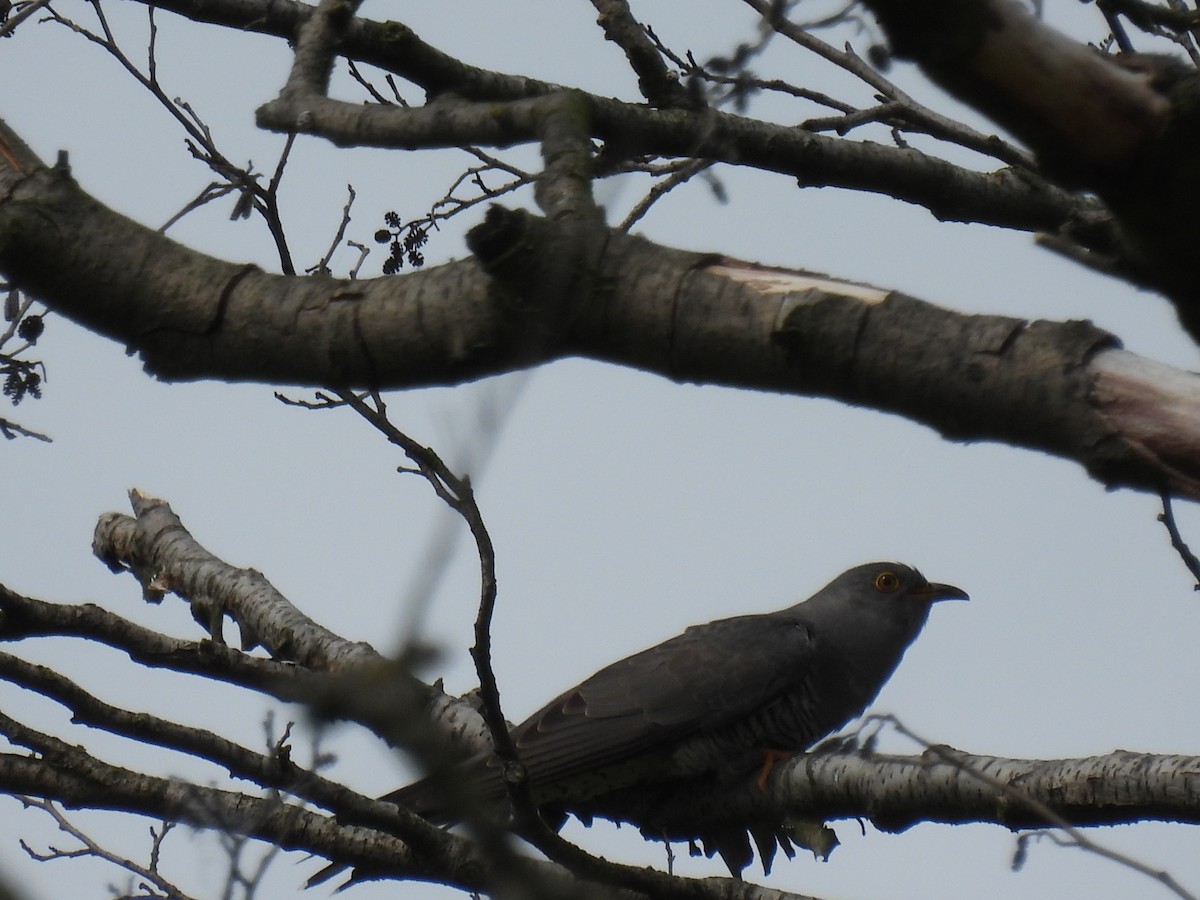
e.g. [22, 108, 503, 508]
[316, 562, 965, 882]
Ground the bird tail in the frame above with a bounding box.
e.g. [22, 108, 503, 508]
[378, 777, 460, 824]
[306, 774, 489, 890]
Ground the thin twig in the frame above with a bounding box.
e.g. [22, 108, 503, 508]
[1158, 489, 1200, 589]
[740, 0, 1035, 168]
[0, 0, 54, 38]
[21, 799, 201, 900]
[158, 182, 238, 233]
[43, 2, 298, 271]
[655, 41, 854, 114]
[346, 240, 370, 278]
[331, 390, 517, 764]
[0, 417, 52, 442]
[347, 58, 392, 104]
[308, 184, 356, 275]
[618, 159, 713, 232]
[803, 101, 904, 135]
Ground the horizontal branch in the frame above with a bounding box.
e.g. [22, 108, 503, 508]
[1, 125, 1197, 500]
[0, 712, 818, 900]
[138, 0, 1108, 240]
[254, 86, 1087, 236]
[848, 747, 1200, 829]
[595, 745, 1200, 837]
[0, 580, 360, 700]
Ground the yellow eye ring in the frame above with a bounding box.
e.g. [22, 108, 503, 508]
[874, 571, 900, 592]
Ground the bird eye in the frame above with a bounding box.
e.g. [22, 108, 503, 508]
[874, 571, 900, 592]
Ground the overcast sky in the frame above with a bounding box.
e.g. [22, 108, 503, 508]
[3, 2, 1200, 898]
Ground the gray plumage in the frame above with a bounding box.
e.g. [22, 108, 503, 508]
[313, 562, 965, 883]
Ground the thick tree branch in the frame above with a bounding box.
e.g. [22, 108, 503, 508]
[92, 489, 376, 669]
[862, 0, 1170, 179]
[280, 0, 364, 99]
[533, 92, 602, 223]
[597, 745, 1200, 838]
[254, 80, 1097, 236]
[86, 490, 495, 757]
[3, 125, 1200, 500]
[860, 0, 1200, 340]
[134, 0, 566, 103]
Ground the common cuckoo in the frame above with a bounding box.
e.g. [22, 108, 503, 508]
[314, 561, 965, 881]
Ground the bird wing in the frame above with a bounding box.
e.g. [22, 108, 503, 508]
[511, 612, 816, 789]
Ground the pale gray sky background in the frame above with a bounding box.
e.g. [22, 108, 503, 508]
[3, 2, 1200, 898]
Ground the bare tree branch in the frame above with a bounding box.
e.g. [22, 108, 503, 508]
[1158, 490, 1200, 588]
[742, 0, 1036, 169]
[590, 0, 697, 109]
[91, 489, 378, 671]
[860, 0, 1200, 339]
[577, 739, 1200, 847]
[20, 802, 202, 900]
[873, 717, 1199, 900]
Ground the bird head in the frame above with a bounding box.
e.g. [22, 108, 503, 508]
[798, 561, 967, 666]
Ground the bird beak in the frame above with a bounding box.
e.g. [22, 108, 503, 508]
[911, 582, 969, 603]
